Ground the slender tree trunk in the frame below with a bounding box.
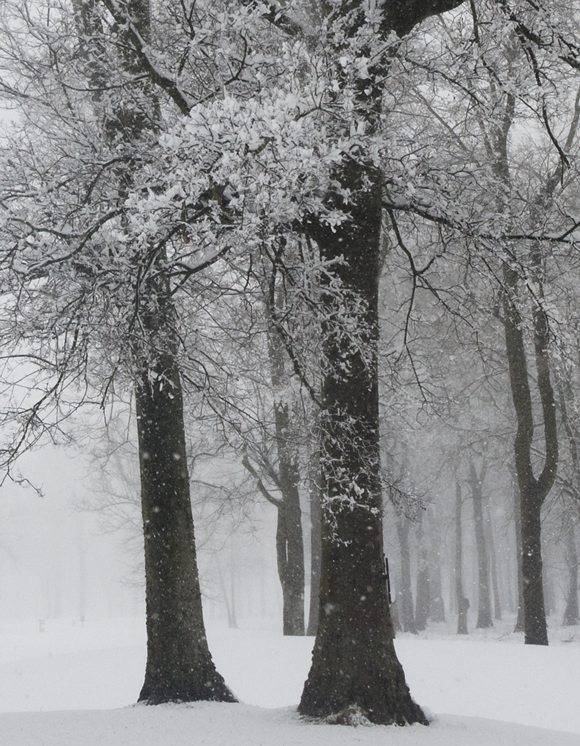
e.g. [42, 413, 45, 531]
[396, 517, 417, 634]
[429, 520, 446, 623]
[307, 443, 322, 636]
[136, 350, 235, 703]
[216, 555, 237, 628]
[273, 492, 305, 635]
[455, 481, 469, 635]
[486, 504, 502, 621]
[229, 546, 239, 628]
[558, 384, 580, 626]
[503, 261, 557, 646]
[415, 514, 430, 631]
[563, 518, 579, 626]
[512, 474, 525, 632]
[266, 287, 305, 636]
[275, 416, 305, 637]
[469, 459, 493, 629]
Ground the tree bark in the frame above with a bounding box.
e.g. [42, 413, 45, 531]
[307, 444, 322, 636]
[265, 282, 306, 636]
[74, 0, 235, 702]
[414, 514, 430, 631]
[136, 348, 235, 703]
[299, 0, 466, 718]
[455, 481, 469, 635]
[428, 519, 446, 623]
[469, 459, 493, 629]
[503, 261, 558, 646]
[396, 516, 417, 634]
[272, 402, 305, 637]
[486, 504, 502, 621]
[299, 157, 425, 724]
[558, 383, 580, 626]
[512, 473, 525, 632]
[563, 518, 579, 626]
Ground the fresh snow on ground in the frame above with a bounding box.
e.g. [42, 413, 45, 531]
[0, 616, 578, 745]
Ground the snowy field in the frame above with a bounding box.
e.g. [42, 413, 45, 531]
[0, 617, 578, 745]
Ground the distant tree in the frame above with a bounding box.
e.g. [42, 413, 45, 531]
[455, 481, 469, 635]
[469, 459, 493, 629]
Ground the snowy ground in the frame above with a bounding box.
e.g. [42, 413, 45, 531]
[0, 616, 578, 745]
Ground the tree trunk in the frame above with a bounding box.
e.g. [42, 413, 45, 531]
[74, 0, 234, 701]
[557, 383, 580, 626]
[429, 520, 446, 623]
[414, 514, 430, 631]
[136, 351, 235, 704]
[298, 0, 467, 725]
[216, 554, 237, 629]
[266, 286, 305, 636]
[307, 444, 322, 636]
[396, 517, 417, 634]
[298, 159, 425, 725]
[274, 493, 305, 635]
[503, 260, 557, 646]
[455, 481, 469, 635]
[512, 474, 525, 632]
[469, 459, 493, 629]
[486, 504, 502, 621]
[563, 518, 579, 626]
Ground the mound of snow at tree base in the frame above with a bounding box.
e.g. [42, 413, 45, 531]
[1, 704, 579, 746]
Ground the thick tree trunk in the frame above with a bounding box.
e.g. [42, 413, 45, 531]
[74, 0, 234, 701]
[455, 481, 469, 635]
[299, 161, 425, 724]
[396, 517, 417, 634]
[298, 0, 467, 725]
[469, 460, 493, 629]
[136, 352, 235, 704]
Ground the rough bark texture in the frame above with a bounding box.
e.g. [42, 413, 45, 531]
[298, 157, 425, 724]
[268, 301, 306, 636]
[469, 460, 493, 629]
[75, 0, 234, 703]
[299, 0, 463, 725]
[136, 350, 235, 704]
[455, 481, 469, 635]
[272, 399, 305, 636]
